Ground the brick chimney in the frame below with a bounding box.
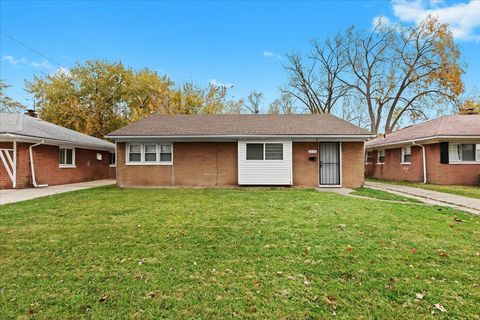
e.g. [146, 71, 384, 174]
[25, 109, 38, 118]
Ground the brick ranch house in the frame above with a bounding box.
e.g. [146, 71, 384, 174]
[365, 114, 480, 186]
[106, 114, 373, 188]
[0, 112, 116, 189]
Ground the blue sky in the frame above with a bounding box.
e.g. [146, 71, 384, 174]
[1, 0, 479, 112]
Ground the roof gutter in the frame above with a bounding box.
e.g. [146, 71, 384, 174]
[366, 135, 480, 150]
[106, 134, 375, 141]
[0, 133, 115, 152]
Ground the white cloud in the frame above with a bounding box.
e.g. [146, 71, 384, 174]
[51, 67, 70, 76]
[372, 15, 392, 28]
[1, 55, 27, 66]
[30, 60, 53, 69]
[262, 50, 283, 60]
[392, 0, 480, 41]
[209, 79, 233, 88]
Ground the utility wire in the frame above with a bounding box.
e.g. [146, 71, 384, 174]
[0, 31, 64, 68]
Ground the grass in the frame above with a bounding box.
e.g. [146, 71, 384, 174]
[1, 186, 479, 319]
[368, 178, 480, 200]
[352, 187, 421, 203]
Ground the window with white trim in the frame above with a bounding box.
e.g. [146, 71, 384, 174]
[401, 146, 411, 164]
[59, 147, 75, 167]
[109, 153, 116, 167]
[126, 143, 173, 164]
[160, 144, 172, 162]
[365, 151, 373, 164]
[246, 143, 283, 160]
[377, 149, 385, 164]
[144, 144, 157, 162]
[128, 144, 141, 162]
[449, 143, 479, 162]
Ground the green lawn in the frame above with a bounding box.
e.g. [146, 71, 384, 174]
[368, 178, 480, 199]
[352, 187, 421, 203]
[1, 186, 479, 319]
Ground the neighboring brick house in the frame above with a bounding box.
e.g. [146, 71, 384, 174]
[0, 112, 116, 189]
[365, 114, 480, 186]
[107, 114, 372, 188]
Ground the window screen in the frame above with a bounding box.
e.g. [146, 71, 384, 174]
[246, 144, 264, 160]
[144, 144, 157, 162]
[402, 146, 411, 163]
[129, 144, 141, 162]
[378, 150, 385, 163]
[59, 148, 74, 165]
[160, 144, 172, 162]
[265, 143, 283, 160]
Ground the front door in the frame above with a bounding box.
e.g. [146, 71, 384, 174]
[319, 142, 340, 186]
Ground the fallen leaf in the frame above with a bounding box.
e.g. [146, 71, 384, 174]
[439, 252, 448, 257]
[347, 245, 353, 253]
[415, 293, 424, 300]
[411, 248, 417, 254]
[303, 279, 311, 286]
[248, 306, 256, 313]
[98, 295, 108, 303]
[434, 303, 447, 313]
[337, 224, 346, 230]
[146, 291, 157, 299]
[453, 217, 465, 222]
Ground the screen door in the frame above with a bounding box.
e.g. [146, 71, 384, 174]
[319, 142, 340, 186]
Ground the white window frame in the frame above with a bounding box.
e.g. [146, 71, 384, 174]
[109, 152, 116, 168]
[246, 142, 284, 161]
[59, 147, 76, 168]
[144, 144, 158, 162]
[448, 143, 480, 164]
[126, 143, 173, 165]
[401, 146, 411, 164]
[365, 151, 373, 164]
[377, 149, 385, 165]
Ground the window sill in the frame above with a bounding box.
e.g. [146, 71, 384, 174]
[400, 162, 411, 165]
[126, 162, 173, 166]
[449, 161, 480, 165]
[59, 165, 76, 169]
[376, 163, 385, 165]
[109, 165, 116, 168]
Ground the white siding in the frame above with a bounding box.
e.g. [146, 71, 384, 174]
[238, 140, 292, 185]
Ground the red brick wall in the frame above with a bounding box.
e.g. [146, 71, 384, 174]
[292, 142, 319, 187]
[116, 142, 237, 187]
[1, 142, 115, 189]
[366, 143, 480, 186]
[0, 142, 14, 189]
[425, 143, 480, 186]
[366, 146, 424, 182]
[117, 141, 366, 188]
[341, 142, 365, 189]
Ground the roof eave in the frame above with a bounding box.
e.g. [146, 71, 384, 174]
[366, 135, 480, 150]
[0, 133, 115, 152]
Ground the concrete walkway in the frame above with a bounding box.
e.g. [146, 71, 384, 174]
[0, 179, 116, 205]
[365, 181, 480, 216]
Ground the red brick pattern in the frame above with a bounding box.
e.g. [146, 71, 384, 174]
[0, 142, 115, 189]
[366, 143, 480, 186]
[118, 141, 365, 188]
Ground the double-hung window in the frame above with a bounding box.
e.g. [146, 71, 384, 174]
[144, 144, 157, 162]
[365, 151, 373, 164]
[401, 146, 411, 164]
[59, 147, 75, 167]
[449, 143, 480, 162]
[246, 143, 283, 160]
[127, 143, 173, 164]
[377, 150, 385, 164]
[109, 153, 116, 167]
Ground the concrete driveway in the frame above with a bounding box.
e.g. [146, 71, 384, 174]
[0, 179, 116, 205]
[365, 181, 480, 215]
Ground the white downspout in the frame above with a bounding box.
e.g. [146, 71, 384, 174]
[412, 141, 427, 184]
[13, 140, 17, 188]
[29, 141, 48, 188]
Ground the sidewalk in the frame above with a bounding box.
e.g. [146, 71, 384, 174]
[365, 181, 480, 216]
[0, 179, 116, 205]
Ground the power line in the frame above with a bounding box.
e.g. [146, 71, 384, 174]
[0, 31, 64, 68]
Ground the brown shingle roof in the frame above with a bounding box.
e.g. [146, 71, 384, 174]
[107, 114, 371, 137]
[366, 115, 480, 149]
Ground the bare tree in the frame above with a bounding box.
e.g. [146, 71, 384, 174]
[340, 16, 464, 134]
[268, 92, 296, 114]
[283, 34, 348, 114]
[244, 91, 263, 114]
[0, 80, 25, 112]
